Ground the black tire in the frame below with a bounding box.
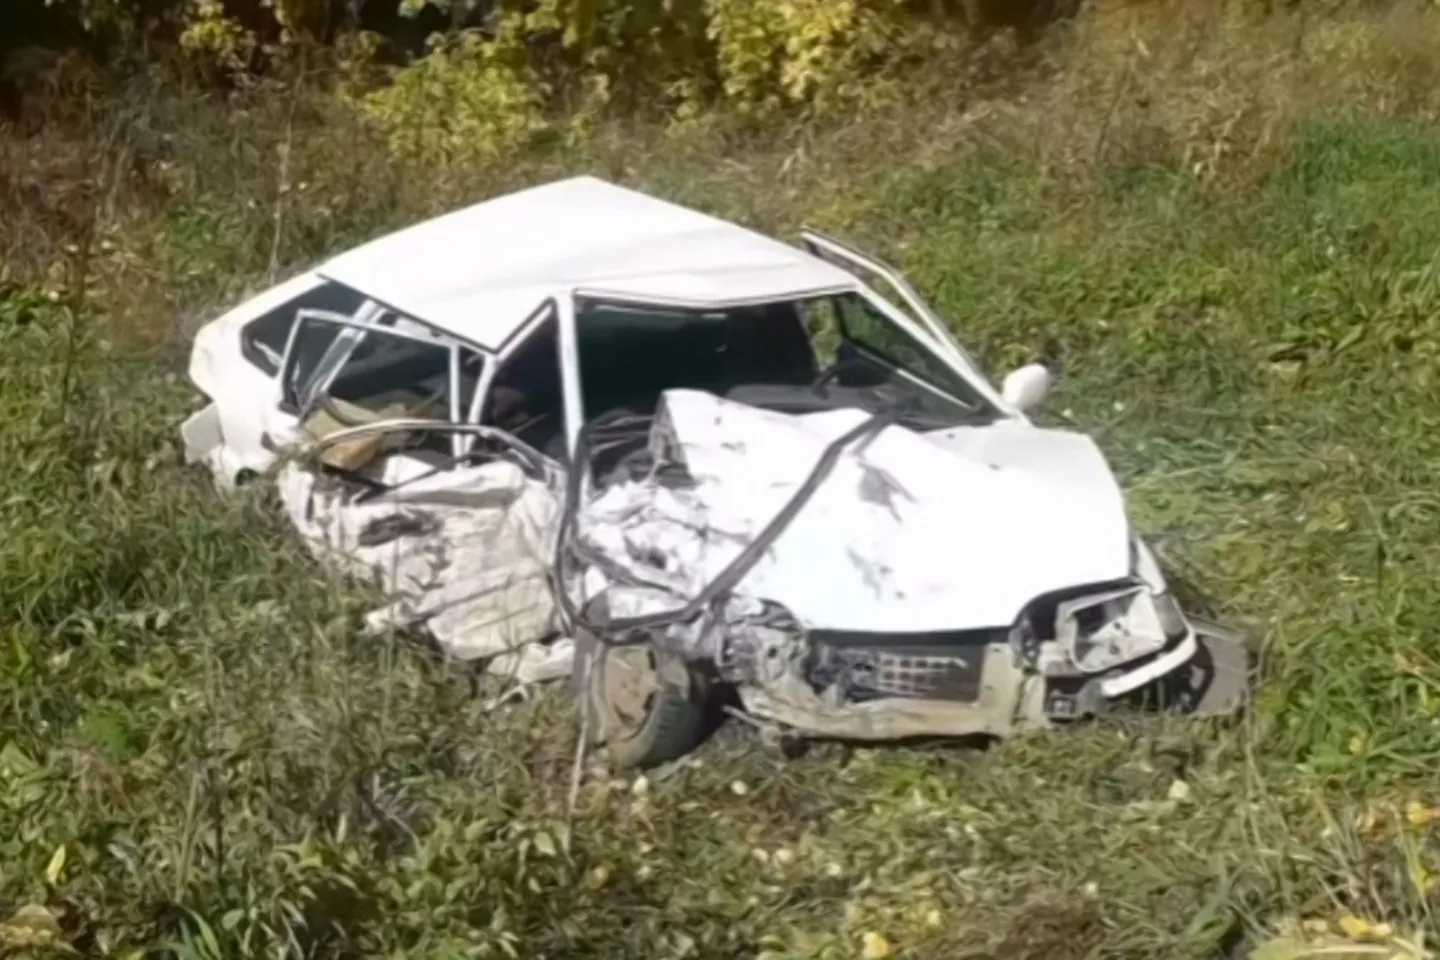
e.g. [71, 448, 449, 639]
[571, 599, 711, 770]
[1186, 617, 1256, 718]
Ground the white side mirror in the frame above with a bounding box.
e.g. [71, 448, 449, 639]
[1000, 363, 1051, 412]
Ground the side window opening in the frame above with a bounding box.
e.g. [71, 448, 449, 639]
[805, 244, 935, 340]
[282, 314, 473, 459]
[282, 314, 352, 409]
[483, 316, 565, 458]
[804, 232, 989, 380]
[830, 292, 987, 413]
[240, 281, 367, 376]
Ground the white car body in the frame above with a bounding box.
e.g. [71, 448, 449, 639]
[180, 175, 1237, 740]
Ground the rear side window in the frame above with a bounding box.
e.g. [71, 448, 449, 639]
[326, 329, 453, 420]
[282, 315, 456, 417]
[240, 281, 367, 376]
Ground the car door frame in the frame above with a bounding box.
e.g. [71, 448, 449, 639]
[276, 304, 484, 461]
[461, 298, 564, 459]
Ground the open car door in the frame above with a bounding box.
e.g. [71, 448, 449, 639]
[800, 229, 986, 383]
[275, 306, 475, 480]
[242, 305, 382, 472]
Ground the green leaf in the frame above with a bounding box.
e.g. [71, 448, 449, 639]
[44, 844, 66, 885]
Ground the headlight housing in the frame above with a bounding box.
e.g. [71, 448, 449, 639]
[1052, 585, 1182, 674]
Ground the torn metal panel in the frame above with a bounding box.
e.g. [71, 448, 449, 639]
[276, 458, 563, 667]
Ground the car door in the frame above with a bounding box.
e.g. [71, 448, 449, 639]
[799, 229, 992, 387]
[274, 308, 472, 487]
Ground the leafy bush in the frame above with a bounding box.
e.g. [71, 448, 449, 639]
[358, 28, 544, 171]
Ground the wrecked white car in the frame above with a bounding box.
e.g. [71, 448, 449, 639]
[180, 175, 1248, 768]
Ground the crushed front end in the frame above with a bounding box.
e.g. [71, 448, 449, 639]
[564, 392, 1251, 753]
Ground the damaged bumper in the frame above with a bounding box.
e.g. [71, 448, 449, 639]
[699, 581, 1236, 743]
[729, 613, 1235, 742]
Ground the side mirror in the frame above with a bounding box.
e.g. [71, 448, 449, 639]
[1000, 363, 1051, 412]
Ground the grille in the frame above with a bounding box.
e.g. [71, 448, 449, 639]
[805, 630, 1001, 703]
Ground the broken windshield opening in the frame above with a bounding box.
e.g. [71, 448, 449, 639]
[573, 294, 996, 434]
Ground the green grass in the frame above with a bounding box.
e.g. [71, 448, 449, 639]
[7, 80, 1440, 960]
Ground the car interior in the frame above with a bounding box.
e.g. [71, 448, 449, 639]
[297, 291, 994, 485]
[297, 328, 485, 472]
[575, 297, 989, 432]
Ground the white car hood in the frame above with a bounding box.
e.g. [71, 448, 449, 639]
[581, 390, 1133, 632]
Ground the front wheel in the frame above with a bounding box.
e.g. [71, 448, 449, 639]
[571, 600, 711, 770]
[1185, 618, 1256, 717]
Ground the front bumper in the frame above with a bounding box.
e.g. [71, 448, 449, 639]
[732, 600, 1216, 741]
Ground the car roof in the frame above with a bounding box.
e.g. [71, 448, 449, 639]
[315, 175, 858, 351]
